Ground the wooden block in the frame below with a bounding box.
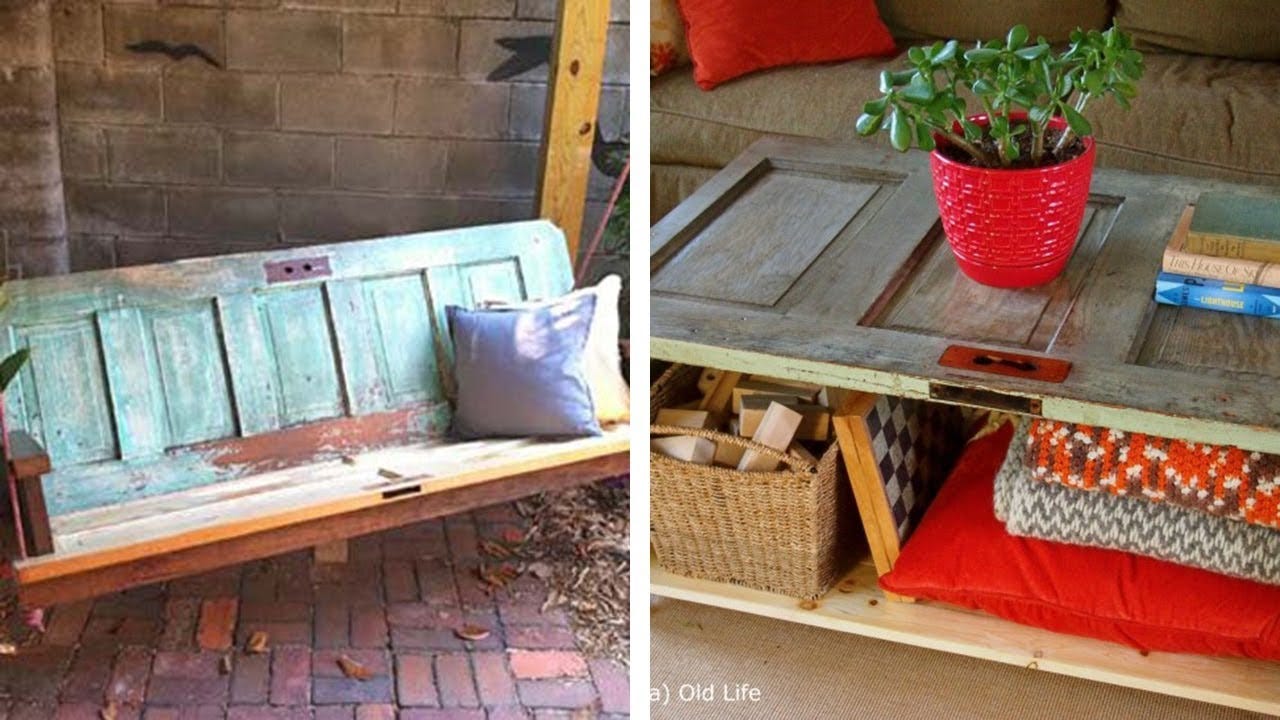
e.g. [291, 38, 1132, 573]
[755, 376, 824, 397]
[9, 430, 53, 557]
[714, 423, 747, 468]
[731, 379, 820, 413]
[737, 402, 802, 472]
[739, 396, 831, 441]
[655, 408, 717, 430]
[699, 370, 742, 414]
[788, 441, 819, 467]
[651, 436, 716, 465]
[697, 368, 722, 395]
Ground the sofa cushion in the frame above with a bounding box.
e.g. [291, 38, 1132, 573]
[1115, 0, 1280, 61]
[880, 422, 1280, 661]
[651, 0, 690, 76]
[678, 0, 896, 90]
[875, 0, 1110, 43]
[652, 51, 1280, 188]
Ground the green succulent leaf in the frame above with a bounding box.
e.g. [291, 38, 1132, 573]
[855, 112, 883, 136]
[901, 76, 934, 103]
[915, 122, 936, 150]
[1015, 44, 1048, 60]
[889, 111, 912, 151]
[0, 348, 29, 393]
[863, 97, 889, 115]
[1006, 24, 1029, 50]
[878, 70, 893, 93]
[933, 40, 958, 63]
[907, 46, 926, 64]
[1062, 104, 1093, 136]
[964, 48, 1000, 64]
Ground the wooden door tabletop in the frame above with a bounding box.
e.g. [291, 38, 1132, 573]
[651, 136, 1280, 452]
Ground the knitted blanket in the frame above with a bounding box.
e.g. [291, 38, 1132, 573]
[996, 420, 1280, 586]
[1026, 419, 1280, 530]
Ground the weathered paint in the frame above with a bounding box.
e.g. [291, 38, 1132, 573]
[0, 221, 571, 517]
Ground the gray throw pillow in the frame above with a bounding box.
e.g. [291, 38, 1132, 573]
[447, 294, 602, 439]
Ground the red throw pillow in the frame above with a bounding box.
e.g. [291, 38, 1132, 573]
[880, 423, 1280, 660]
[677, 0, 897, 90]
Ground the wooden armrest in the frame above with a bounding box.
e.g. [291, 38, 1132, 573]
[9, 430, 51, 478]
[7, 430, 53, 557]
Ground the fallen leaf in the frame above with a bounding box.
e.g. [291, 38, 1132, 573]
[100, 702, 118, 720]
[337, 654, 373, 681]
[455, 624, 491, 642]
[245, 631, 269, 654]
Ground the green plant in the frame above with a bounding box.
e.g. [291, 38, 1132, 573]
[856, 25, 1143, 168]
[0, 349, 27, 394]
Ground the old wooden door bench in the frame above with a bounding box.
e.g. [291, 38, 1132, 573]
[650, 137, 1280, 713]
[2, 219, 629, 608]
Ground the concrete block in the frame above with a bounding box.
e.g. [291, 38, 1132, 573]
[105, 5, 224, 67]
[449, 196, 533, 227]
[227, 10, 340, 72]
[517, 0, 628, 22]
[395, 78, 507, 138]
[69, 234, 118, 272]
[280, 75, 393, 133]
[598, 84, 628, 139]
[57, 65, 161, 124]
[60, 124, 106, 179]
[0, 129, 61, 189]
[445, 140, 538, 197]
[342, 15, 455, 75]
[164, 72, 277, 127]
[168, 187, 279, 241]
[282, 0, 395, 11]
[603, 24, 628, 85]
[400, 0, 514, 17]
[507, 82, 546, 141]
[116, 236, 272, 267]
[0, 185, 66, 238]
[65, 182, 166, 236]
[53, 0, 103, 64]
[106, 126, 221, 184]
[0, 67, 57, 130]
[458, 20, 553, 82]
[335, 137, 446, 192]
[0, 1, 53, 68]
[224, 131, 333, 188]
[160, 0, 278, 7]
[5, 237, 70, 279]
[280, 192, 458, 241]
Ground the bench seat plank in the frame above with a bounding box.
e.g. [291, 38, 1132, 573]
[17, 425, 628, 585]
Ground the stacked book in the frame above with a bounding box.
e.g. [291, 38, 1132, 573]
[1155, 192, 1280, 318]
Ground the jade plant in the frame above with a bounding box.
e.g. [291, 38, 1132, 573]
[856, 25, 1144, 168]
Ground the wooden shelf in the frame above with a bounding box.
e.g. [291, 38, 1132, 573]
[651, 561, 1280, 715]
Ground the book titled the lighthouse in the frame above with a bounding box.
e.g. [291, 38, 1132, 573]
[1154, 272, 1280, 319]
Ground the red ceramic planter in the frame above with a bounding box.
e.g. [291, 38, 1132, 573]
[930, 114, 1095, 288]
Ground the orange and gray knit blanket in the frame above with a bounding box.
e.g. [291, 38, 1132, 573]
[1026, 419, 1280, 530]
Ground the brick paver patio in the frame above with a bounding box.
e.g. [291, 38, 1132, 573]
[0, 502, 629, 720]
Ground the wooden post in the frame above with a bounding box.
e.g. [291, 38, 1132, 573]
[535, 0, 610, 262]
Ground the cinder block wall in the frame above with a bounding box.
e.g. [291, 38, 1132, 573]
[0, 0, 68, 277]
[46, 0, 629, 272]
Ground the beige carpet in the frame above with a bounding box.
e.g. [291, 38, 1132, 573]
[651, 597, 1277, 720]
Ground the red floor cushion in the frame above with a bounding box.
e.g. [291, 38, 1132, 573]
[677, 0, 897, 90]
[880, 423, 1280, 660]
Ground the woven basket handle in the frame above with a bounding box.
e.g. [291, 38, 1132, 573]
[649, 424, 816, 473]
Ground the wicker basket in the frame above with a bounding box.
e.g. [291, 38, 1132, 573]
[650, 364, 861, 599]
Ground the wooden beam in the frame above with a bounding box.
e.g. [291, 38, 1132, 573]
[8, 430, 52, 557]
[18, 452, 627, 608]
[535, 0, 610, 261]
